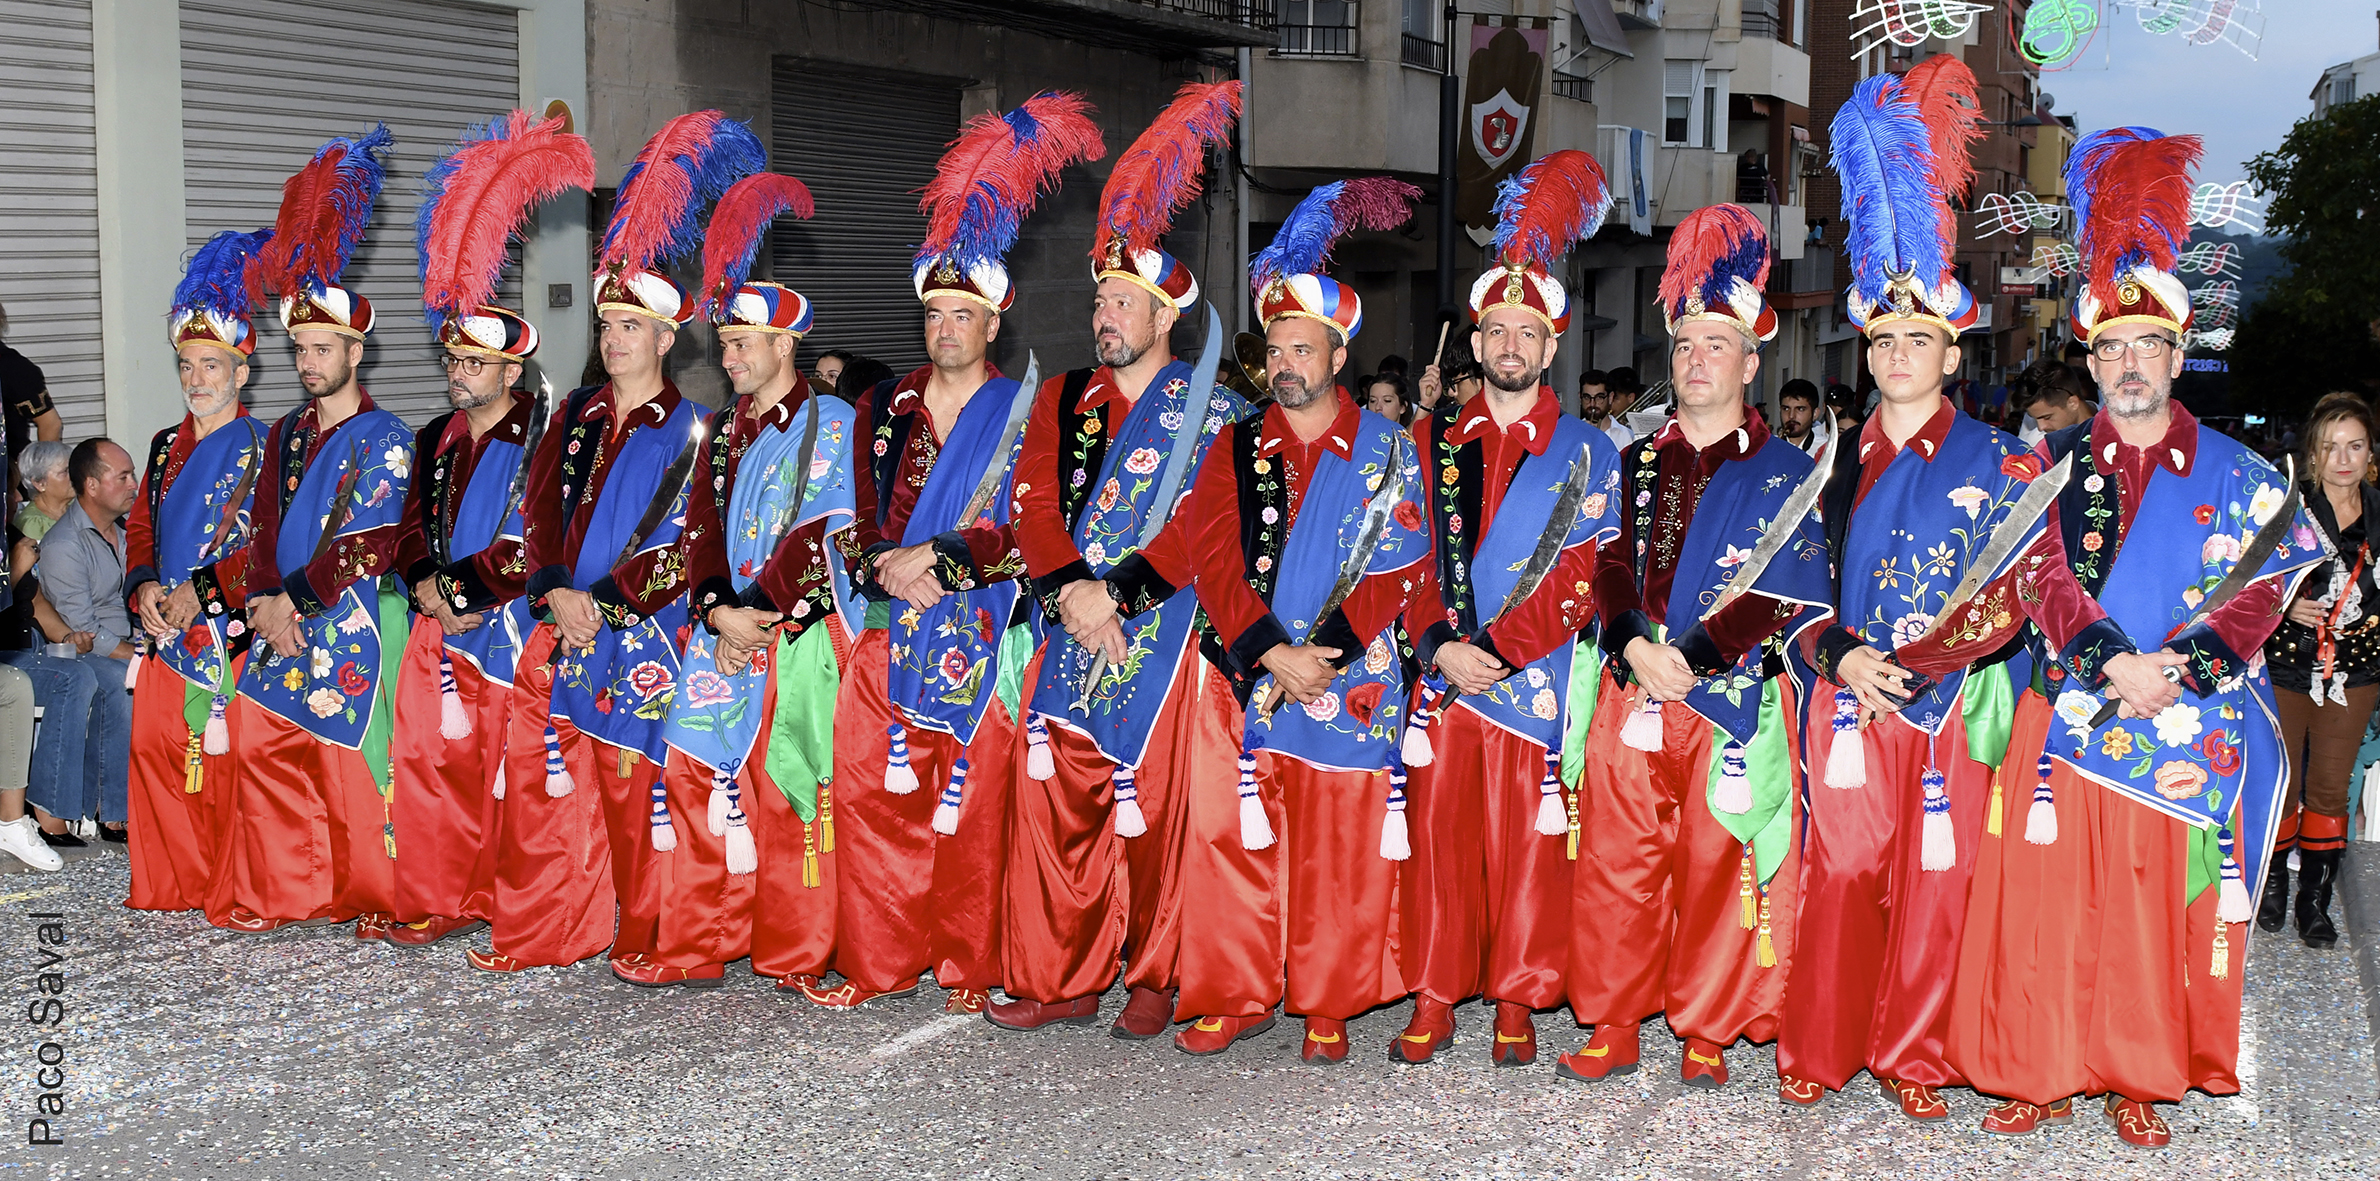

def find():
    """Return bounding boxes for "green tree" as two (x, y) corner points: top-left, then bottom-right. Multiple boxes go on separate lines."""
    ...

(2235, 94), (2380, 416)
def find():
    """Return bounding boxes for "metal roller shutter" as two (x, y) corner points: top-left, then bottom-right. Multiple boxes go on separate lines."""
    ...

(769, 58), (962, 375)
(181, 0), (521, 429)
(0, 0), (102, 441)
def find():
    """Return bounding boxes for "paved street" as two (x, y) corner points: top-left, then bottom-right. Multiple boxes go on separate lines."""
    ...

(3, 848), (2375, 1180)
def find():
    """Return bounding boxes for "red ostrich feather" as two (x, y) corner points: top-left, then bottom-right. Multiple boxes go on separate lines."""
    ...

(698, 173), (816, 317)
(420, 112), (596, 325)
(1091, 80), (1241, 261)
(917, 91), (1106, 266)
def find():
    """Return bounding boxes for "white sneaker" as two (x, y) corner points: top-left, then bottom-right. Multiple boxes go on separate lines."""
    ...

(0, 816), (63, 872)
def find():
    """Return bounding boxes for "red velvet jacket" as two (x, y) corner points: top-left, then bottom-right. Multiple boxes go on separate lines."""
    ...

(519, 380), (693, 623)
(683, 387), (835, 635)
(250, 392), (402, 617)
(394, 397), (531, 615)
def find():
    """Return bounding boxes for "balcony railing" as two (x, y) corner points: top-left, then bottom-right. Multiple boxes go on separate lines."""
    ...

(1401, 31), (1446, 70)
(1554, 74), (1592, 103)
(1137, 0), (1275, 24)
(1277, 21), (1358, 55)
(1741, 0), (1780, 40)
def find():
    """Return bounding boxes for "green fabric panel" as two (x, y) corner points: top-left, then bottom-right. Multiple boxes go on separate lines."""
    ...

(864, 600), (890, 631)
(1560, 638), (1603, 790)
(361, 580), (407, 795)
(1961, 665), (2015, 768)
(994, 623), (1032, 720)
(1704, 677), (1792, 883)
(2186, 820), (2219, 907)
(763, 625), (840, 822)
(183, 678), (211, 737)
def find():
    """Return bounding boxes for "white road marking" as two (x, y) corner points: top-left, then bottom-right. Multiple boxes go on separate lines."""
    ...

(869, 1014), (974, 1058)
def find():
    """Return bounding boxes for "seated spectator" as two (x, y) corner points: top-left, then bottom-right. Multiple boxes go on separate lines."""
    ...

(15, 440), (71, 540)
(33, 437), (138, 842)
(0, 657), (48, 871)
(0, 524), (98, 850)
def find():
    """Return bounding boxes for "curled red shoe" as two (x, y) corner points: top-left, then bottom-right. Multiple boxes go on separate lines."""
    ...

(1778, 1074), (1825, 1106)
(1110, 987), (1174, 1040)
(386, 915), (488, 947)
(984, 994), (1101, 1031)
(354, 914), (395, 942)
(1554, 1022), (1640, 1082)
(1979, 1097), (2074, 1136)
(1300, 1017), (1350, 1064)
(466, 948), (533, 973)
(1174, 1012), (1275, 1056)
(945, 988), (990, 1015)
(773, 973), (824, 994)
(1884, 1078), (1950, 1121)
(611, 959), (727, 989)
(1680, 1037), (1729, 1089)
(2104, 1095), (2170, 1147)
(795, 977), (920, 1009)
(1490, 1001), (1536, 1067)
(1390, 996), (1456, 1065)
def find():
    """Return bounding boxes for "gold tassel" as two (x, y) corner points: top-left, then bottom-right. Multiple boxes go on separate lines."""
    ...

(618, 746), (637, 778)
(1986, 778), (2004, 837)
(1756, 889), (1777, 969)
(2210, 919), (2230, 980)
(183, 732), (204, 795)
(802, 817), (821, 890)
(1738, 845), (1756, 930)
(1565, 787), (1580, 861)
(819, 781), (835, 853)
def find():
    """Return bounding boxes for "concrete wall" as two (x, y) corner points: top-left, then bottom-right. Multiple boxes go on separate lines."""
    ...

(586, 0), (1234, 405)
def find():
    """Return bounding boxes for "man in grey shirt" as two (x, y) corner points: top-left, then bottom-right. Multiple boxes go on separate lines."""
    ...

(36, 437), (137, 837)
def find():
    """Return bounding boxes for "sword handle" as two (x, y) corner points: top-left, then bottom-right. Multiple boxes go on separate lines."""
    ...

(1256, 681), (1286, 721)
(2088, 664), (2183, 728)
(1072, 653), (1108, 715)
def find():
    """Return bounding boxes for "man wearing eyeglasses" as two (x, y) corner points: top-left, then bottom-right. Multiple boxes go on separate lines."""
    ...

(1949, 128), (2323, 1147)
(384, 311), (539, 950)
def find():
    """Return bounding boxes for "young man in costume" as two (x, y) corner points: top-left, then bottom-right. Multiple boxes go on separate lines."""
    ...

(1125, 178), (1429, 1063)
(1390, 150), (1623, 1067)
(1948, 126), (2321, 1147)
(495, 111), (751, 980)
(1556, 205), (1829, 1089)
(804, 93), (1104, 1014)
(226, 128), (417, 937)
(656, 170), (859, 991)
(124, 229), (273, 917)
(388, 110), (594, 951)
(988, 80), (1247, 1039)
(1775, 57), (2045, 1117)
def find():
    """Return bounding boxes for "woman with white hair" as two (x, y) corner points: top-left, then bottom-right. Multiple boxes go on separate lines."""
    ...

(15, 439), (71, 540)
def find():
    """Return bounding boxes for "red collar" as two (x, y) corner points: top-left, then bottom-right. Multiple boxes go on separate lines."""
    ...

(2088, 400), (2198, 478)
(887, 363), (1006, 416)
(1856, 396), (1957, 466)
(1081, 364), (1175, 412)
(1256, 388), (1362, 460)
(441, 393), (534, 451)
(582, 380), (682, 429)
(743, 388), (801, 433)
(1647, 405), (1769, 461)
(294, 389), (379, 431)
(1449, 386), (1562, 455)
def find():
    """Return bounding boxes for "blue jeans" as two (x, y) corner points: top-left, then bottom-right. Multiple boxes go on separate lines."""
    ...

(1, 649), (97, 821)
(79, 654), (131, 823)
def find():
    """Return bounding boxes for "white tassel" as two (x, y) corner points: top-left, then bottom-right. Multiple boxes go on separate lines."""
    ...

(1380, 765), (1411, 861)
(1713, 740), (1752, 815)
(201, 693), (229, 757)
(721, 768), (757, 876)
(1025, 715), (1056, 781)
(648, 777), (677, 852)
(707, 767), (732, 837)
(931, 758), (968, 836)
(490, 756), (507, 801)
(1919, 768), (1955, 871)
(885, 722), (921, 795)
(542, 723), (575, 797)
(2215, 825), (2252, 924)
(1400, 679), (1442, 767)
(1534, 746), (1570, 835)
(1111, 764), (1148, 838)
(1620, 695), (1663, 752)
(1236, 746), (1275, 850)
(124, 653), (141, 689)
(1823, 690), (1866, 789)
(2023, 753), (2057, 845)
(438, 652), (471, 740)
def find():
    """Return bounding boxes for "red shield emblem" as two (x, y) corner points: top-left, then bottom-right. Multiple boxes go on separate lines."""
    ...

(1468, 89), (1531, 171)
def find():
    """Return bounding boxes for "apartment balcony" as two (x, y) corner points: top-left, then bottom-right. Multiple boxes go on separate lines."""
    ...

(1769, 243), (1837, 308)
(1247, 1), (1438, 173)
(867, 0), (1276, 52)
(1731, 25), (1808, 104)
(1610, 0), (1665, 30)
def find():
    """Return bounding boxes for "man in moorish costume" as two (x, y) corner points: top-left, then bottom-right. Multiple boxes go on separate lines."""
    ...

(655, 171), (858, 991)
(1128, 178), (1429, 1063)
(490, 111), (748, 979)
(987, 80), (1247, 1039)
(1775, 57), (2044, 1118)
(388, 110), (594, 951)
(801, 93), (1103, 1014)
(124, 229), (272, 919)
(1556, 205), (1828, 1089)
(1390, 150), (1622, 1068)
(225, 128), (417, 937)
(1949, 127), (2321, 1147)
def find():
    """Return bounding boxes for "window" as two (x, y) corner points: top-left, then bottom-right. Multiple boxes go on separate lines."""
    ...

(1278, 0), (1358, 56)
(1705, 71), (1728, 152)
(2333, 74), (2357, 108)
(1663, 60), (1702, 146)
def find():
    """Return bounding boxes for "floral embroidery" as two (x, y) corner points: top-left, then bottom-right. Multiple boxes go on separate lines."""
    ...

(2151, 702), (2203, 747)
(306, 687), (344, 718)
(1946, 485), (1989, 519)
(2152, 759), (2208, 800)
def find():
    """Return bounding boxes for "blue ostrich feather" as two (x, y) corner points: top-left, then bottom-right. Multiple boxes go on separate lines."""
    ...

(600, 115), (767, 269)
(1830, 76), (1943, 306)
(1249, 181), (1347, 294)
(175, 229), (274, 319)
